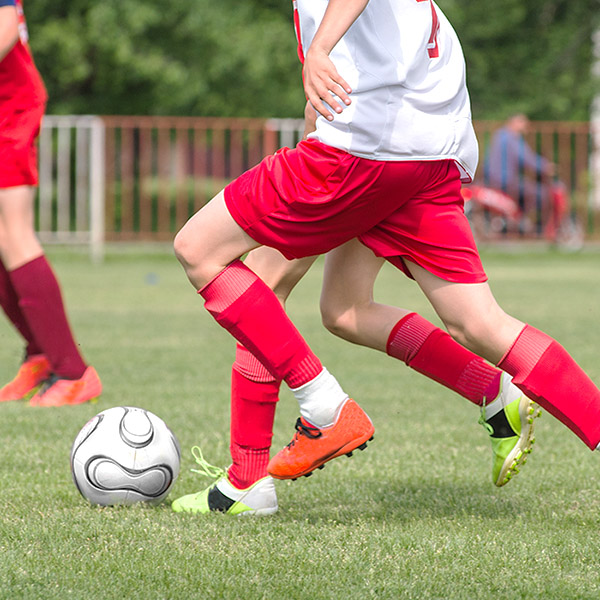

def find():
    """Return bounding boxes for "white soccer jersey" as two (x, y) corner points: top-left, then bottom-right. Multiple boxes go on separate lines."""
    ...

(295, 0), (478, 181)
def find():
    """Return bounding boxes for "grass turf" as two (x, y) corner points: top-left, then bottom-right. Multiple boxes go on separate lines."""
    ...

(0, 245), (600, 599)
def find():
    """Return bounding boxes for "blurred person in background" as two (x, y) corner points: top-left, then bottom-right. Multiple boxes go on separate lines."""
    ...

(484, 113), (572, 243)
(0, 0), (101, 406)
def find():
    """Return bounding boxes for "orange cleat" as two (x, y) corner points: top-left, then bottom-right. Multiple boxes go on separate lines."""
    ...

(0, 355), (51, 402)
(30, 366), (102, 407)
(268, 398), (374, 480)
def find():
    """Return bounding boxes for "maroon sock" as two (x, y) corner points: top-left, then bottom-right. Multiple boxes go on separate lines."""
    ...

(498, 324), (600, 449)
(0, 258), (41, 357)
(387, 313), (502, 406)
(200, 260), (322, 388)
(8, 256), (86, 379)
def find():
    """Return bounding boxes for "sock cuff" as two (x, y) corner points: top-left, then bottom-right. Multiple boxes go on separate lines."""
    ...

(386, 312), (437, 363)
(199, 260), (258, 312)
(456, 360), (501, 405)
(7, 254), (48, 279)
(233, 343), (278, 383)
(285, 355), (323, 389)
(498, 324), (553, 379)
(228, 444), (271, 490)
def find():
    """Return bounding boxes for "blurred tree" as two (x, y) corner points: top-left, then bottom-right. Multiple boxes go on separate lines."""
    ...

(23, 0), (599, 120)
(25, 0), (305, 117)
(441, 0), (600, 120)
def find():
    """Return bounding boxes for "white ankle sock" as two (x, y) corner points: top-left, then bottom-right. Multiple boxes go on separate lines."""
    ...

(291, 367), (349, 428)
(484, 373), (521, 419)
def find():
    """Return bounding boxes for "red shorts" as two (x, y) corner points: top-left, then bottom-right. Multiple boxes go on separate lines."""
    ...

(225, 139), (486, 283)
(0, 102), (45, 188)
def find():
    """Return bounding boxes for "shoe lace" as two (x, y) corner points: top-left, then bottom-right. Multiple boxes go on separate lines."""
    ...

(190, 446), (226, 479)
(478, 397), (494, 435)
(287, 417), (322, 448)
(36, 374), (61, 396)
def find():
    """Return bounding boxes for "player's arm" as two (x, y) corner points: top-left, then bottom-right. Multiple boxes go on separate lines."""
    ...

(303, 0), (370, 120)
(0, 2), (19, 62)
(302, 101), (317, 139)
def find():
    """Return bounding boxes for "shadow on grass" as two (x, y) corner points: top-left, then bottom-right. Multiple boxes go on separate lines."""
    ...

(277, 475), (538, 526)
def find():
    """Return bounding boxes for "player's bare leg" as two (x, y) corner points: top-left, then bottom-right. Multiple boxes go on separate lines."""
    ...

(0, 186), (100, 405)
(318, 239), (539, 485)
(0, 186), (44, 269)
(175, 194), (373, 484)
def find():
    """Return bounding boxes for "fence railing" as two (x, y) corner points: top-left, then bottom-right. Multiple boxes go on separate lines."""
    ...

(37, 115), (105, 261)
(36, 115), (600, 259)
(474, 121), (600, 241)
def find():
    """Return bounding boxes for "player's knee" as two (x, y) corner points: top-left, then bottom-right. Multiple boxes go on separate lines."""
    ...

(173, 227), (209, 280)
(445, 318), (493, 352)
(320, 300), (352, 338)
(173, 228), (194, 269)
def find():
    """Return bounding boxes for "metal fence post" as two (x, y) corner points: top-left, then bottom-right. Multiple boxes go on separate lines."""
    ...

(88, 116), (106, 263)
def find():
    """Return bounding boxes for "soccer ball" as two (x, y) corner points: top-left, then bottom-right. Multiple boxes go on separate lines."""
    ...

(71, 406), (181, 506)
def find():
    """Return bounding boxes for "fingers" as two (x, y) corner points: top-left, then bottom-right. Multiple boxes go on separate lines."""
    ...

(303, 50), (352, 121)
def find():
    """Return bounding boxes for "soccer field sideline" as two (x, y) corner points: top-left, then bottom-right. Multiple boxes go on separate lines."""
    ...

(0, 247), (600, 599)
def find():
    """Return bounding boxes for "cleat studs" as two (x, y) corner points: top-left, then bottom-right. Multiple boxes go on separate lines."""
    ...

(358, 442), (368, 451)
(318, 465), (325, 470)
(304, 472), (312, 478)
(346, 451), (353, 457)
(291, 478), (297, 481)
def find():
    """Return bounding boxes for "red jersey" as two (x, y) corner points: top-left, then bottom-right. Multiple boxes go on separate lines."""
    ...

(0, 0), (47, 107)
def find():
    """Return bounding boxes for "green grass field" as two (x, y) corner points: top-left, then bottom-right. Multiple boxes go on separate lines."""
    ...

(1, 245), (600, 599)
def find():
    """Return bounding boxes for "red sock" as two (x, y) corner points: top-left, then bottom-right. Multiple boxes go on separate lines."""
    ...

(387, 313), (501, 405)
(0, 258), (41, 357)
(228, 344), (280, 488)
(228, 364), (280, 489)
(8, 256), (86, 379)
(498, 324), (600, 449)
(200, 260), (322, 388)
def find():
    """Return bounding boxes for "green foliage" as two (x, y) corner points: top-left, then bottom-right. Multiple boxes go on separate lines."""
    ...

(23, 0), (600, 120)
(1, 247), (600, 598)
(440, 0), (600, 120)
(26, 0), (305, 117)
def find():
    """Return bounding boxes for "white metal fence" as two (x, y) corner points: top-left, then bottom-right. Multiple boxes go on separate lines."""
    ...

(37, 115), (105, 262)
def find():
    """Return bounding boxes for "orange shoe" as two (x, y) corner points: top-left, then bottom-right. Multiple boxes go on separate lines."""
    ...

(0, 355), (51, 402)
(30, 366), (102, 407)
(267, 398), (374, 480)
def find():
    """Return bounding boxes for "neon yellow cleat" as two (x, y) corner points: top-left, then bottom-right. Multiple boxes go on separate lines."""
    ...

(172, 447), (278, 516)
(480, 373), (541, 487)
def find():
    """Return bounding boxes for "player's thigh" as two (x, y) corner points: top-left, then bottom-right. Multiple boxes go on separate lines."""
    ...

(321, 239), (385, 314)
(406, 259), (523, 362)
(245, 246), (317, 302)
(174, 191), (261, 284)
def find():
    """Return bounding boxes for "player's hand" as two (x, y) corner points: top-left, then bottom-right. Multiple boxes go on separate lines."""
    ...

(303, 47), (352, 121)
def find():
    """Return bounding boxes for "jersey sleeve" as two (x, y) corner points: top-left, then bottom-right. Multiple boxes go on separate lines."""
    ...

(0, 1), (17, 6)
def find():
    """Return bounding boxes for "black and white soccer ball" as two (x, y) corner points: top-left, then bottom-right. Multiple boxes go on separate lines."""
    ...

(71, 406), (181, 506)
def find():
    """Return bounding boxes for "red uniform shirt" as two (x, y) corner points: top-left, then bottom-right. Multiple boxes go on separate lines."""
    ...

(0, 0), (47, 108)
